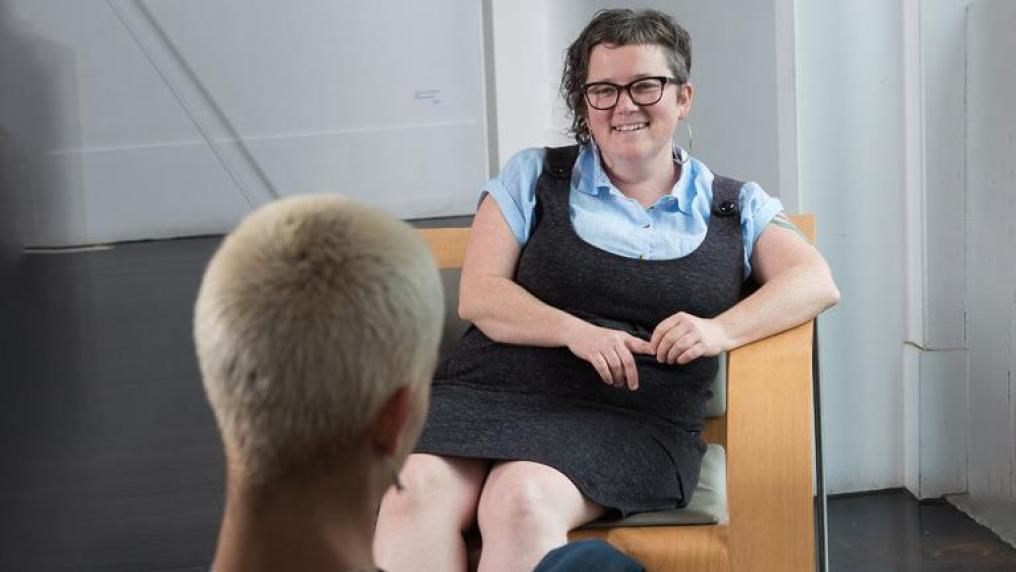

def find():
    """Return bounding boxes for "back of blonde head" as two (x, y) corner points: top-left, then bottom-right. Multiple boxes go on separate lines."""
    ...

(194, 195), (443, 485)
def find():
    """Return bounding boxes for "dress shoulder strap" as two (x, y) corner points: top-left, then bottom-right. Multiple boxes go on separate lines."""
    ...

(543, 145), (581, 179)
(710, 174), (745, 218)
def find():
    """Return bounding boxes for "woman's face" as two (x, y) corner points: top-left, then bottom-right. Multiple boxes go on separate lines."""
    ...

(584, 43), (690, 166)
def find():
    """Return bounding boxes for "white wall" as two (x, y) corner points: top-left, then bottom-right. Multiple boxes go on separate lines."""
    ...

(948, 0), (1016, 545)
(798, 0), (1016, 527)
(489, 0), (561, 160)
(796, 0), (907, 493)
(901, 0), (970, 500)
(6, 0), (489, 247)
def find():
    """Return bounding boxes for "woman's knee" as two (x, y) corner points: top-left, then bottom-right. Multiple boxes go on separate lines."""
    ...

(477, 472), (563, 535)
(477, 462), (605, 537)
(378, 454), (487, 526)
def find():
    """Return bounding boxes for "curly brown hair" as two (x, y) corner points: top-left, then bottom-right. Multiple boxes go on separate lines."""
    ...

(561, 9), (692, 144)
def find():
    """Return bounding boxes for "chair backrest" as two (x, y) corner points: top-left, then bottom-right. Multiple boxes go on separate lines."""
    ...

(435, 267), (471, 358)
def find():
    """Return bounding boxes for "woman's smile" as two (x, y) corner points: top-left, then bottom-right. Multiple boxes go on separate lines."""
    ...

(612, 121), (650, 133)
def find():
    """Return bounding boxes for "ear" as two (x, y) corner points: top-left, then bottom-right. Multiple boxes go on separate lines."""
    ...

(371, 385), (415, 457)
(678, 82), (694, 119)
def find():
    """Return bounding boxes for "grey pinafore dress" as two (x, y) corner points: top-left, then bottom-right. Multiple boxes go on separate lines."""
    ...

(416, 145), (745, 517)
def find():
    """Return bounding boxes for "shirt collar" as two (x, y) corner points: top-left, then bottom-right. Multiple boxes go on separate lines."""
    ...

(578, 140), (693, 213)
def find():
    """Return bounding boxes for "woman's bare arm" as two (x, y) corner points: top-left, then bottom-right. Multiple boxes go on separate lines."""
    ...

(458, 196), (578, 346)
(716, 222), (840, 346)
(459, 196), (652, 389)
(650, 221), (840, 364)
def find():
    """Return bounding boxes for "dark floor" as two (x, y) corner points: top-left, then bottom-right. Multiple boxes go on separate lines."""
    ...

(827, 491), (1016, 571)
(1, 232), (1014, 572)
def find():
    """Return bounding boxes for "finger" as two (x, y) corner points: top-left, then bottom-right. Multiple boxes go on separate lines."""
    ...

(619, 347), (639, 391)
(625, 334), (654, 355)
(656, 326), (686, 363)
(666, 332), (697, 364)
(591, 354), (612, 385)
(649, 317), (671, 350)
(655, 334), (672, 363)
(677, 342), (705, 365)
(605, 349), (624, 387)
(650, 313), (685, 350)
(656, 322), (692, 362)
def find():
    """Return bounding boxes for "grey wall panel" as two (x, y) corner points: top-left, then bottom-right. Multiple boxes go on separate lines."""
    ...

(10, 0), (488, 246)
(242, 122), (486, 219)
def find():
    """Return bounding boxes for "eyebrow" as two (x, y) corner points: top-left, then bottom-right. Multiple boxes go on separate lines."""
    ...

(586, 73), (661, 84)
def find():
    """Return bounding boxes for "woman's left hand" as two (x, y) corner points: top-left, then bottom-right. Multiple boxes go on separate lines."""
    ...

(649, 312), (732, 365)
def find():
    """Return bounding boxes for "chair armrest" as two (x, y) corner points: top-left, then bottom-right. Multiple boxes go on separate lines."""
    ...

(726, 320), (816, 571)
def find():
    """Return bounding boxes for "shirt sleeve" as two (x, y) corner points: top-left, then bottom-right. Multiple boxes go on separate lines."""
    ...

(478, 147), (546, 247)
(739, 181), (784, 279)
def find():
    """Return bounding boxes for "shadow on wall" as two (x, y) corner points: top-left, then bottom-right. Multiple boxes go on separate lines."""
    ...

(0, 4), (38, 391)
(0, 2), (84, 251)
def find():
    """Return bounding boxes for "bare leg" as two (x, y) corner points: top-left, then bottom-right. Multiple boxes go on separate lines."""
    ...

(476, 461), (606, 572)
(374, 453), (491, 572)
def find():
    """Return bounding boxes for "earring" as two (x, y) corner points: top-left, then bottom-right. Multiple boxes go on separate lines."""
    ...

(674, 119), (693, 165)
(386, 456), (405, 492)
(685, 120), (694, 156)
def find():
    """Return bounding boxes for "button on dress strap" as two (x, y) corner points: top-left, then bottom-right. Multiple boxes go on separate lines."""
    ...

(711, 175), (744, 217)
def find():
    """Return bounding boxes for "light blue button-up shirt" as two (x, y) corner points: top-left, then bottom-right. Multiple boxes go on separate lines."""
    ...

(481, 144), (783, 279)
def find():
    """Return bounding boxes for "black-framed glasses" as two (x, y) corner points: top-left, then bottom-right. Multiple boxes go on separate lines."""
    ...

(582, 76), (679, 111)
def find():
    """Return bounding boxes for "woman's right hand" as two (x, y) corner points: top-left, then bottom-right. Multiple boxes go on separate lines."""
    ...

(563, 322), (655, 391)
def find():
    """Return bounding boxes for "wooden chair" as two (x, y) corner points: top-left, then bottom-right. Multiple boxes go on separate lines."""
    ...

(417, 214), (818, 572)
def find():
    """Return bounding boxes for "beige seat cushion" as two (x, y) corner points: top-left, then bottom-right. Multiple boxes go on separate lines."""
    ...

(581, 444), (728, 528)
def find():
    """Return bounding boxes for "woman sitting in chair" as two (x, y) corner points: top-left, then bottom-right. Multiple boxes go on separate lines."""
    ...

(374, 8), (840, 572)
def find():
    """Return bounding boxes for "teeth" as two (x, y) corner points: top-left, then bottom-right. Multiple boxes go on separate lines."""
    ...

(613, 123), (648, 132)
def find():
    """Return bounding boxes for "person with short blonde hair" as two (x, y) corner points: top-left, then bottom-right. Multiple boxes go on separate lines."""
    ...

(195, 194), (443, 572)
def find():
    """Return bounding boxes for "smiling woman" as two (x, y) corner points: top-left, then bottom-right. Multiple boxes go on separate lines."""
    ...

(374, 8), (840, 572)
